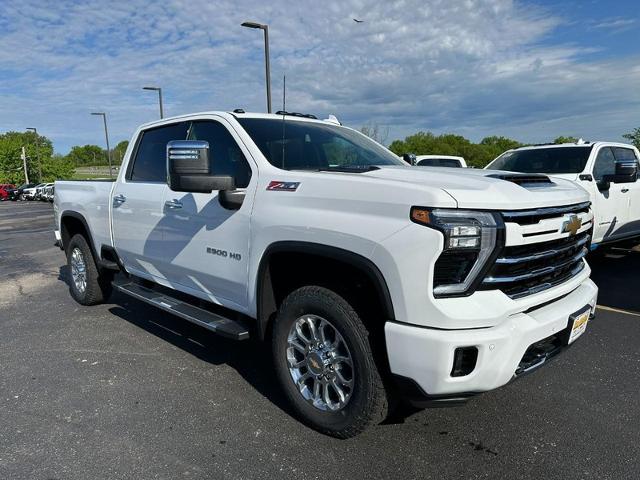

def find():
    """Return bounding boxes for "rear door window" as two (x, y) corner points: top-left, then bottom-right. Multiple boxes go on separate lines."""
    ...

(129, 122), (188, 182)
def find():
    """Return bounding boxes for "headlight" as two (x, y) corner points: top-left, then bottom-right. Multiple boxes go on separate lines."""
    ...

(411, 207), (503, 296)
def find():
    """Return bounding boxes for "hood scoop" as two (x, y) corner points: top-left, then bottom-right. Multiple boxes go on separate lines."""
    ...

(486, 173), (554, 188)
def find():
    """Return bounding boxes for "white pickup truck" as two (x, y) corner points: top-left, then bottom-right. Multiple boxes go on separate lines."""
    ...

(487, 141), (640, 249)
(55, 111), (597, 438)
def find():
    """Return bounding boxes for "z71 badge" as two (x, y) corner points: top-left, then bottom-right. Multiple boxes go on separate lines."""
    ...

(267, 181), (300, 192)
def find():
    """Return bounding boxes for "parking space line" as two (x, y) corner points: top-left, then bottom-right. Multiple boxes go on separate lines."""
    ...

(596, 305), (640, 317)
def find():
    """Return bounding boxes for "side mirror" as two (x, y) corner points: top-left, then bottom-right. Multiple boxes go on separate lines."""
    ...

(612, 161), (638, 183)
(402, 153), (416, 166)
(167, 140), (235, 193)
(597, 179), (610, 191)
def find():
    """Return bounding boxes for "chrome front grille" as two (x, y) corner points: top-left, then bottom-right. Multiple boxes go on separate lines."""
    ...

(480, 203), (591, 299)
(500, 201), (590, 226)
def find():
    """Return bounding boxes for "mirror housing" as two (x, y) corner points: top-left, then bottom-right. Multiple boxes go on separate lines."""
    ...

(402, 153), (416, 166)
(167, 140), (235, 193)
(613, 161), (638, 183)
(600, 161), (638, 188)
(597, 179), (610, 191)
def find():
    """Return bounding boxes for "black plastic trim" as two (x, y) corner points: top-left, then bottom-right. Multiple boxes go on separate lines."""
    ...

(255, 241), (395, 340)
(392, 375), (478, 408)
(60, 212), (98, 260)
(100, 245), (124, 271)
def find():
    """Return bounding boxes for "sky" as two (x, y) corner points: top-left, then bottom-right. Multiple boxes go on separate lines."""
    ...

(0, 0), (639, 154)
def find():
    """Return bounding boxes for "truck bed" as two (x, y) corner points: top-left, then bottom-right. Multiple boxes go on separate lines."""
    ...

(54, 180), (115, 254)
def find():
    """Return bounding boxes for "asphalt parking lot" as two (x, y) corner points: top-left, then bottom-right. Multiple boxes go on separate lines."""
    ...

(1, 201), (639, 480)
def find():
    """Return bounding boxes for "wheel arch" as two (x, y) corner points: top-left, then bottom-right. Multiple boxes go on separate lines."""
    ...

(60, 211), (99, 262)
(255, 241), (395, 340)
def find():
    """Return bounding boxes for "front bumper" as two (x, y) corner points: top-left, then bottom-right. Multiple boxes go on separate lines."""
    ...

(385, 279), (598, 398)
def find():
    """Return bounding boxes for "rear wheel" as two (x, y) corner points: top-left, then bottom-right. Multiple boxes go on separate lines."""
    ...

(272, 286), (389, 438)
(66, 234), (112, 305)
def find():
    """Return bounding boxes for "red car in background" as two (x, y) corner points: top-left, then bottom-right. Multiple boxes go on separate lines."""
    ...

(0, 184), (16, 201)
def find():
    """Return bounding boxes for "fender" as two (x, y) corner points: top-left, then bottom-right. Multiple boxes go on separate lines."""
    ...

(255, 241), (395, 339)
(60, 211), (114, 271)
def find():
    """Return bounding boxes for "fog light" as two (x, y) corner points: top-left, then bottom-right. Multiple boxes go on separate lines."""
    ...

(451, 347), (478, 377)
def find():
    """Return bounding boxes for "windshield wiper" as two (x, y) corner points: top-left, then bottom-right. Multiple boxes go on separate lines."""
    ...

(318, 165), (381, 173)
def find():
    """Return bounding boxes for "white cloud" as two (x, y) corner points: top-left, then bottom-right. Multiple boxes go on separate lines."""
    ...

(593, 18), (636, 30)
(0, 0), (639, 153)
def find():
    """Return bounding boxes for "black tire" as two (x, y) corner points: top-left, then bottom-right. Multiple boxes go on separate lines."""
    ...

(66, 234), (112, 305)
(272, 286), (389, 438)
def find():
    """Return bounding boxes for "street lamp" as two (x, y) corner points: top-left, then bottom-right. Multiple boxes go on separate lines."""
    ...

(143, 86), (164, 119)
(26, 127), (42, 182)
(241, 21), (272, 113)
(90, 112), (113, 178)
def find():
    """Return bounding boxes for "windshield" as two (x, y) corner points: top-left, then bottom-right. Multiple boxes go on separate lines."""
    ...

(237, 118), (404, 171)
(488, 147), (592, 174)
(417, 158), (462, 168)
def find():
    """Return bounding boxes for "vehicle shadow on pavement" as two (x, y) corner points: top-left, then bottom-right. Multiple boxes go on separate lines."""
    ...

(589, 246), (640, 314)
(106, 291), (292, 413)
(56, 264), (295, 420)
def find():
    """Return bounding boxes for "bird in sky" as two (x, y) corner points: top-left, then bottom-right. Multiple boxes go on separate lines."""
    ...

(353, 18), (364, 23)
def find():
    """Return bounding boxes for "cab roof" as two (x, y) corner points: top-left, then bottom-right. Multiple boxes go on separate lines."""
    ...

(139, 110), (337, 130)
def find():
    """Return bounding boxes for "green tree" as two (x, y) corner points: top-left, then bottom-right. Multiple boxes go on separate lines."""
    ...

(112, 140), (129, 165)
(42, 153), (75, 181)
(65, 144), (106, 166)
(553, 136), (579, 144)
(622, 127), (640, 149)
(388, 131), (522, 168)
(0, 131), (57, 184)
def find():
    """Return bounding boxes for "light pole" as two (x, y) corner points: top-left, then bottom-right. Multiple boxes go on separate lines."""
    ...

(91, 112), (113, 178)
(143, 86), (164, 119)
(26, 127), (42, 182)
(241, 21), (272, 113)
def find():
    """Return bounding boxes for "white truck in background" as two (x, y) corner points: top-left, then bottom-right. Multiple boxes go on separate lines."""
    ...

(415, 155), (467, 168)
(487, 141), (640, 249)
(55, 111), (597, 438)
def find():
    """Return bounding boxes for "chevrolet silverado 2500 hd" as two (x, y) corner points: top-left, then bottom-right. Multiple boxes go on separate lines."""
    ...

(55, 111), (598, 438)
(487, 141), (640, 249)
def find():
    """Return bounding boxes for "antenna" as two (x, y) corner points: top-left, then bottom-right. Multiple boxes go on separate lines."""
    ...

(281, 75), (286, 168)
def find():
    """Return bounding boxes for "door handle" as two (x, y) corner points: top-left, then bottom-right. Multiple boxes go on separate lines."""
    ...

(621, 188), (629, 193)
(113, 194), (126, 205)
(164, 199), (183, 209)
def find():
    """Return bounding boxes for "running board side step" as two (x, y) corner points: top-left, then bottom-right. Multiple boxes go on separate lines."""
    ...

(112, 279), (250, 341)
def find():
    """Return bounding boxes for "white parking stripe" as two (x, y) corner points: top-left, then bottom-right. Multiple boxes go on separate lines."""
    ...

(596, 305), (640, 317)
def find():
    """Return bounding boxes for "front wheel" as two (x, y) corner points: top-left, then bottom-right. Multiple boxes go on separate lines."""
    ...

(66, 234), (113, 305)
(272, 286), (389, 438)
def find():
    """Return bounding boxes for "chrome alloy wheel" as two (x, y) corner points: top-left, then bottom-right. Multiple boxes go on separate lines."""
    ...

(70, 247), (87, 294)
(286, 314), (355, 411)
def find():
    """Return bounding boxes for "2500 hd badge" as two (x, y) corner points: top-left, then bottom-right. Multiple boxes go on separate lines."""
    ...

(206, 247), (241, 261)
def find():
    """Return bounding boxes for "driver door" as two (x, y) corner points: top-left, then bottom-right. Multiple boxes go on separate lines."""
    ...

(591, 146), (629, 242)
(161, 117), (256, 311)
(612, 146), (640, 238)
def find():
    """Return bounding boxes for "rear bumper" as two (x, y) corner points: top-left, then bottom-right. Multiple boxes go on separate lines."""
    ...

(385, 279), (598, 398)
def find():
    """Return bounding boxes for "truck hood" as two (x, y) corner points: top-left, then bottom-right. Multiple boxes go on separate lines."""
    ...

(546, 173), (580, 182)
(363, 166), (589, 209)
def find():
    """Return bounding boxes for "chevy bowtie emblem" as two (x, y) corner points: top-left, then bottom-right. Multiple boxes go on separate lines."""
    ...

(562, 215), (582, 236)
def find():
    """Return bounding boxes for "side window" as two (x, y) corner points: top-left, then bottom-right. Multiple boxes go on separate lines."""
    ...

(129, 122), (188, 182)
(187, 120), (252, 188)
(612, 147), (638, 162)
(592, 147), (616, 181)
